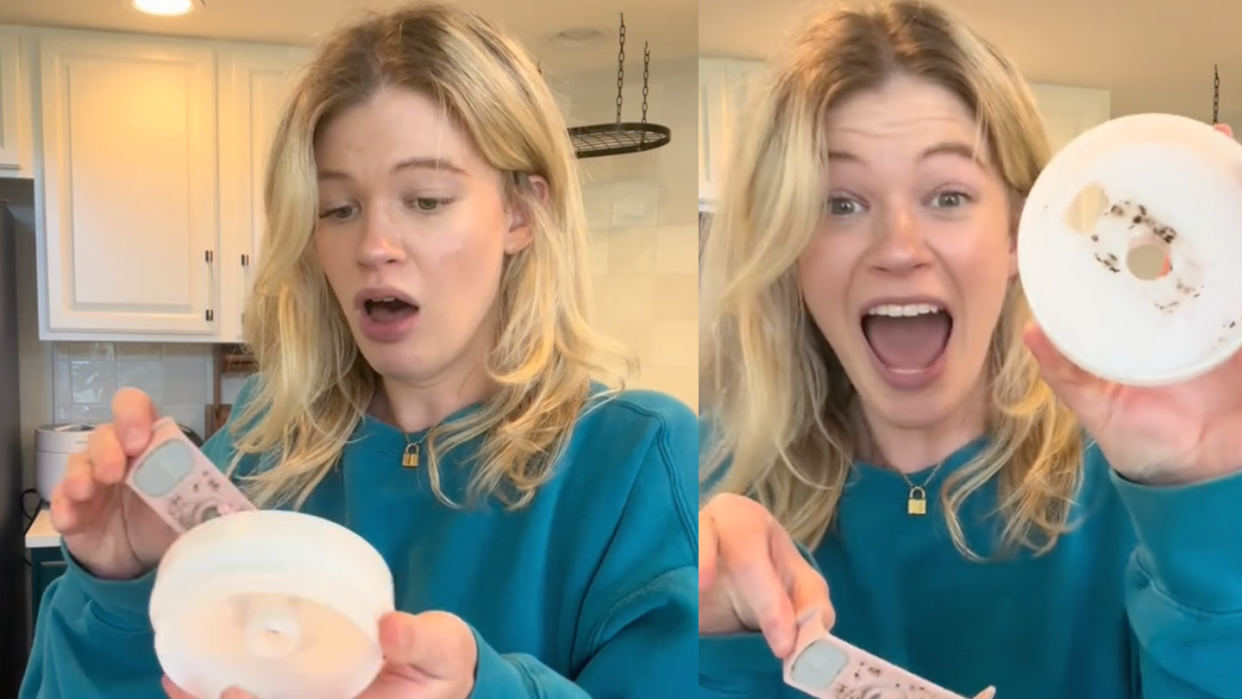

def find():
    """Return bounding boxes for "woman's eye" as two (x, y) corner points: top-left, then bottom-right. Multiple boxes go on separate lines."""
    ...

(318, 204), (356, 220)
(409, 197), (453, 212)
(826, 196), (861, 216)
(932, 191), (969, 208)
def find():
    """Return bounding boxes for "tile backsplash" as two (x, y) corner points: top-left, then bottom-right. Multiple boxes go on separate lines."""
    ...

(51, 342), (243, 439)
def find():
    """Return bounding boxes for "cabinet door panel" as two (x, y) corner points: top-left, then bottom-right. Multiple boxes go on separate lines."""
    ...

(39, 33), (219, 338)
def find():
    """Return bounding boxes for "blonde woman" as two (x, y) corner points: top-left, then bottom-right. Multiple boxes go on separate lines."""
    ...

(21, 5), (697, 699)
(697, 2), (1242, 698)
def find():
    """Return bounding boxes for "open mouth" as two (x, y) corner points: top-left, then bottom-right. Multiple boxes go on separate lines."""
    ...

(362, 296), (419, 323)
(860, 302), (953, 374)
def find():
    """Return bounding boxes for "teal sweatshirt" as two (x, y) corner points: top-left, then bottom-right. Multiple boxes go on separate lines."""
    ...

(21, 380), (699, 699)
(699, 438), (1242, 698)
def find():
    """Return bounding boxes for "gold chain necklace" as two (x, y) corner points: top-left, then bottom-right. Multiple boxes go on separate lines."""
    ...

(895, 462), (944, 516)
(401, 431), (429, 468)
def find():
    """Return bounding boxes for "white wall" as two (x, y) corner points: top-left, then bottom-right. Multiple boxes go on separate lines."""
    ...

(551, 56), (699, 411)
(12, 56), (700, 493)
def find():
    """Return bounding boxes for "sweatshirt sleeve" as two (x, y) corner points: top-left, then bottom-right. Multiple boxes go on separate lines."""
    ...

(19, 390), (251, 699)
(467, 402), (699, 699)
(1111, 467), (1242, 698)
(18, 549), (163, 699)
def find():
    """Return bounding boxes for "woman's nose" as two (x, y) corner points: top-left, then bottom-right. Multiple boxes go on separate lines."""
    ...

(869, 203), (932, 274)
(356, 209), (406, 267)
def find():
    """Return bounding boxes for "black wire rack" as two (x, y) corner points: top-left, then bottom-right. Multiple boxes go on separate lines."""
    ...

(567, 14), (671, 159)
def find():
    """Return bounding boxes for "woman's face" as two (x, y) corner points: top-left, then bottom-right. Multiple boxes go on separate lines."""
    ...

(797, 74), (1017, 435)
(313, 87), (537, 385)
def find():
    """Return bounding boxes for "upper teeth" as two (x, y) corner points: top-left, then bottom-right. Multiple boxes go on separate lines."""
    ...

(373, 297), (395, 302)
(866, 303), (943, 317)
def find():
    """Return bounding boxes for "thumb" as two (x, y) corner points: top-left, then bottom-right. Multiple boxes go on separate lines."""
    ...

(972, 688), (997, 699)
(380, 611), (478, 680)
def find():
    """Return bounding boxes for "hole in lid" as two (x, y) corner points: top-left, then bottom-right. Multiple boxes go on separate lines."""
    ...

(1127, 239), (1173, 281)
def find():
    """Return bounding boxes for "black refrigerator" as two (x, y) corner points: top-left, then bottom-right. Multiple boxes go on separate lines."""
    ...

(0, 202), (26, 697)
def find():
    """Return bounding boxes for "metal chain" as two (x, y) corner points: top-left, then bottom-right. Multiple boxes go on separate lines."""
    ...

(641, 42), (650, 124)
(615, 14), (626, 124)
(1214, 65), (1220, 124)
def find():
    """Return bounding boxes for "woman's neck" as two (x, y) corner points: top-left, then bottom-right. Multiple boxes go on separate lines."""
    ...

(369, 310), (499, 433)
(853, 379), (990, 474)
(372, 367), (494, 433)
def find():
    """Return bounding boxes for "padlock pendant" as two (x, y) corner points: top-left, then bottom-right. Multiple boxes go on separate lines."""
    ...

(907, 486), (927, 516)
(402, 443), (420, 468)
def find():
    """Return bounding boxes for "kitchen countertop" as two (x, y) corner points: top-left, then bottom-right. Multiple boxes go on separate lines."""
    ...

(26, 509), (60, 549)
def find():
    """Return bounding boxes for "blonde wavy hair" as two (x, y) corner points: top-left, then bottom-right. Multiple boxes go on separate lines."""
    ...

(700, 0), (1084, 558)
(226, 2), (629, 511)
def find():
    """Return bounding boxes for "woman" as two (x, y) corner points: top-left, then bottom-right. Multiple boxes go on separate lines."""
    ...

(21, 5), (697, 699)
(697, 2), (1242, 698)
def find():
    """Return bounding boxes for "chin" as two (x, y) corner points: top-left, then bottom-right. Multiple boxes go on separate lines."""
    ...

(359, 344), (433, 380)
(844, 345), (987, 432)
(855, 377), (970, 431)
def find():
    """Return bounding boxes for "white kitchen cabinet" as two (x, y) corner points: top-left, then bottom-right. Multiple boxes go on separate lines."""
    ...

(0, 28), (34, 176)
(697, 58), (1112, 207)
(1030, 84), (1112, 154)
(34, 30), (310, 343)
(37, 31), (221, 340)
(217, 45), (310, 343)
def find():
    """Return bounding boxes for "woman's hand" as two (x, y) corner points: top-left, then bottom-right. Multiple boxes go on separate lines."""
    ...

(52, 387), (178, 580)
(1027, 121), (1242, 485)
(163, 611), (478, 699)
(699, 493), (834, 659)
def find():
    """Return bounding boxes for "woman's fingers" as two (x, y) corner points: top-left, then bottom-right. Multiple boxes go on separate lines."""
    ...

(50, 452), (106, 535)
(710, 495), (798, 656)
(110, 387), (158, 456)
(699, 509), (719, 590)
(85, 423), (128, 485)
(772, 526), (834, 631)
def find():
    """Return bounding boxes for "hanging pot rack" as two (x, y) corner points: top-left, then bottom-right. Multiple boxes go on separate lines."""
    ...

(565, 13), (672, 158)
(1212, 65), (1220, 124)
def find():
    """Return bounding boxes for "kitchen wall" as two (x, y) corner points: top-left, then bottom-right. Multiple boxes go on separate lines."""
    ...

(553, 55), (700, 411)
(10, 55), (700, 493)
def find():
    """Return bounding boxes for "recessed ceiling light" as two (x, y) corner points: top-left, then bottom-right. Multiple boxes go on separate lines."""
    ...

(548, 28), (606, 50)
(130, 0), (203, 16)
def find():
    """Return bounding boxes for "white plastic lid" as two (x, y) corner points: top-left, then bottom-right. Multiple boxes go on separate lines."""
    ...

(150, 510), (395, 699)
(1018, 113), (1242, 386)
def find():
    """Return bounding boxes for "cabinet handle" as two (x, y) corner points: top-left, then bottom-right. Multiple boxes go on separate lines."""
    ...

(204, 249), (215, 323)
(240, 253), (252, 335)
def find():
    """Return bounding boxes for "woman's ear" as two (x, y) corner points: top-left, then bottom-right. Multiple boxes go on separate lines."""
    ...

(504, 174), (548, 254)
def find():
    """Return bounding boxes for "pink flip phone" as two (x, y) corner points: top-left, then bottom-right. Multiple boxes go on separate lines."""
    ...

(783, 612), (969, 699)
(125, 417), (257, 534)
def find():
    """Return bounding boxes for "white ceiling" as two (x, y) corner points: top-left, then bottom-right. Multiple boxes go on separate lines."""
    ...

(0, 0), (1234, 120)
(0, 0), (697, 77)
(701, 0), (1241, 124)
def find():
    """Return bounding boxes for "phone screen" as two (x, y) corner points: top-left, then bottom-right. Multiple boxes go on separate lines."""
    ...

(131, 439), (195, 497)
